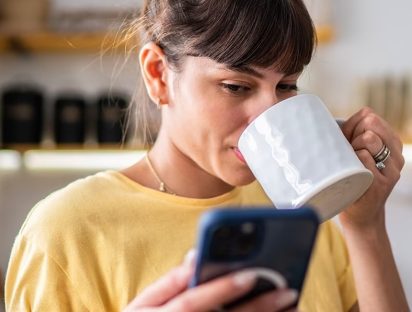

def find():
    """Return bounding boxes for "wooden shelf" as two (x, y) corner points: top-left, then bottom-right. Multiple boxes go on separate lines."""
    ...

(23, 149), (145, 171)
(0, 31), (129, 54)
(0, 26), (333, 54)
(0, 150), (21, 170)
(0, 148), (145, 171)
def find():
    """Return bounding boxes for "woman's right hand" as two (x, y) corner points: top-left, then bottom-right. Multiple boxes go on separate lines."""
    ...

(123, 253), (299, 312)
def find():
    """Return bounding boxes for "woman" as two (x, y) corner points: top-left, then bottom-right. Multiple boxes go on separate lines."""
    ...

(6, 0), (409, 311)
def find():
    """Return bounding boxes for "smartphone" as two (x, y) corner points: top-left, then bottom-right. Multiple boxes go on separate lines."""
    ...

(190, 206), (319, 308)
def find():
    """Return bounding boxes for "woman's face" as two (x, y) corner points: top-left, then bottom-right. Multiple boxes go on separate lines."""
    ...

(163, 56), (300, 187)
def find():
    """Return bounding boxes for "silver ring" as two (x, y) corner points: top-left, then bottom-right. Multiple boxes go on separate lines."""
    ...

(373, 144), (390, 162)
(373, 144), (390, 170)
(376, 161), (386, 170)
(373, 144), (386, 159)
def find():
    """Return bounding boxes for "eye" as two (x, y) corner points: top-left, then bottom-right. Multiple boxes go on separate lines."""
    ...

(277, 83), (299, 92)
(221, 83), (251, 95)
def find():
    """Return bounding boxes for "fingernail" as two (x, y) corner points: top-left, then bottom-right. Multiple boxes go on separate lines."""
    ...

(233, 270), (257, 288)
(183, 249), (196, 267)
(276, 289), (299, 307)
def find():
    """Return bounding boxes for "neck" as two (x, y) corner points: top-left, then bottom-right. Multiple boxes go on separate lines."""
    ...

(147, 131), (234, 199)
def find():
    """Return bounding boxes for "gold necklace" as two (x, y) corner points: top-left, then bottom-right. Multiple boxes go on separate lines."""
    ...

(145, 153), (176, 195)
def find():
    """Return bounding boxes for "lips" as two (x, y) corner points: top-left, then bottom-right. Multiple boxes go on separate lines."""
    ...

(232, 147), (247, 164)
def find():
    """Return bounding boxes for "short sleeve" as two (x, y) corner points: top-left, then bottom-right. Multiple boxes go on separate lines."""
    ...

(5, 235), (88, 312)
(327, 221), (358, 311)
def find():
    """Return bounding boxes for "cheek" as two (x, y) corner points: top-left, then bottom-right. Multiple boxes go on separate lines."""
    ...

(171, 77), (249, 139)
(175, 81), (221, 122)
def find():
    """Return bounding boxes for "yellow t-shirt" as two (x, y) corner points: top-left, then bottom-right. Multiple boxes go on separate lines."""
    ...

(5, 171), (357, 311)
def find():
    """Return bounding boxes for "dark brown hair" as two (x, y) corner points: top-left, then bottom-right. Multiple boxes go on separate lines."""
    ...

(123, 0), (316, 144)
(140, 0), (316, 73)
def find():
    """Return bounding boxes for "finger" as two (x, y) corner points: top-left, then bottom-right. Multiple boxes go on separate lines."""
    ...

(352, 119), (401, 154)
(341, 107), (402, 153)
(340, 107), (373, 141)
(165, 269), (260, 312)
(374, 147), (405, 173)
(232, 289), (298, 312)
(130, 265), (192, 308)
(351, 111), (402, 153)
(342, 108), (404, 171)
(355, 149), (400, 186)
(351, 130), (404, 172)
(351, 130), (383, 157)
(372, 156), (401, 185)
(183, 249), (197, 269)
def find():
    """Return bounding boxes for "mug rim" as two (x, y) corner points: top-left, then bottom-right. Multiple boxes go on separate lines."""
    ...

(289, 167), (373, 215)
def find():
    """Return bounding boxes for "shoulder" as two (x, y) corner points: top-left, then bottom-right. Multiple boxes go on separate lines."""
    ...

(17, 171), (128, 250)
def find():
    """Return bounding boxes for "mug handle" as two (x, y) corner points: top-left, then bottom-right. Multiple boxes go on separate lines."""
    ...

(335, 118), (346, 128)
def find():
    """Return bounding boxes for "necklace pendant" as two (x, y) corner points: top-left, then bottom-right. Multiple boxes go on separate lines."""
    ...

(159, 182), (166, 192)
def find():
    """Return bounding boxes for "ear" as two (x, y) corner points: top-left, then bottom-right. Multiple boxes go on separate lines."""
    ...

(139, 42), (170, 107)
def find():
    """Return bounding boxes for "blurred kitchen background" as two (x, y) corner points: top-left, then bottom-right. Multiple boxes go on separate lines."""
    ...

(0, 0), (412, 309)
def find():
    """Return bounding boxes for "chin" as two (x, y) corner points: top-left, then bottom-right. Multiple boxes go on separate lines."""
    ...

(224, 170), (256, 187)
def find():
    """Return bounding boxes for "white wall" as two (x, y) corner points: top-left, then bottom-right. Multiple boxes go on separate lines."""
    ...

(303, 0), (412, 116)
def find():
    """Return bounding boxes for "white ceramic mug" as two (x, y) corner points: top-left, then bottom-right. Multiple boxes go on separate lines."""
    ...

(238, 94), (374, 221)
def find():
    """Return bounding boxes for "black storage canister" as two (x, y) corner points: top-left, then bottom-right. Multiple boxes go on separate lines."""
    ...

(54, 96), (86, 144)
(97, 94), (128, 144)
(1, 86), (44, 147)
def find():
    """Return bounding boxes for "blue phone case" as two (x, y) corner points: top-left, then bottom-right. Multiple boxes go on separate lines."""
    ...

(190, 206), (319, 308)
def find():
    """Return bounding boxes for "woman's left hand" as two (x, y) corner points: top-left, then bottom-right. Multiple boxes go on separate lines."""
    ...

(339, 107), (405, 230)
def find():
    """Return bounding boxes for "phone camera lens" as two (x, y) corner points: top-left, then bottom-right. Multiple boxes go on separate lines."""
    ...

(210, 222), (259, 261)
(241, 222), (255, 234)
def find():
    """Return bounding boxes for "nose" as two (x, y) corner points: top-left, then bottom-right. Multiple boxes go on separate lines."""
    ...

(246, 93), (282, 124)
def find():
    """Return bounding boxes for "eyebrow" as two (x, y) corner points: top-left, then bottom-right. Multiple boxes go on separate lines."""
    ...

(218, 65), (264, 79)
(216, 64), (301, 79)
